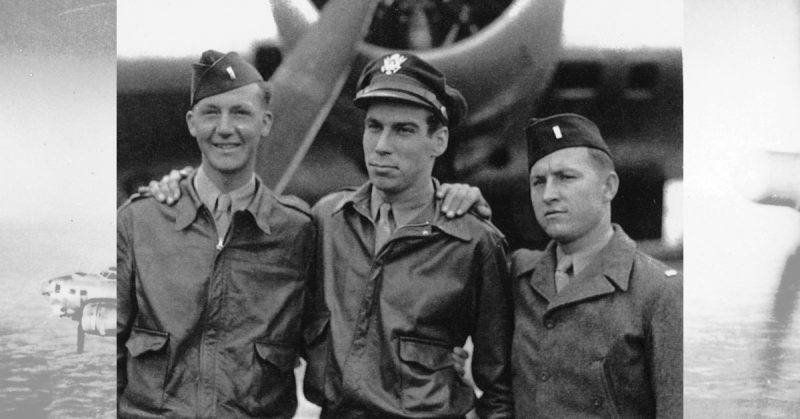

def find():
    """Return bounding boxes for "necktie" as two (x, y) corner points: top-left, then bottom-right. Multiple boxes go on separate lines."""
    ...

(214, 193), (232, 240)
(554, 254), (573, 294)
(374, 202), (395, 252)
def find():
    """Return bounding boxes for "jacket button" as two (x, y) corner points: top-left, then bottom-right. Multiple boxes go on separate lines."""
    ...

(545, 320), (555, 329)
(538, 371), (550, 381)
(591, 398), (603, 408)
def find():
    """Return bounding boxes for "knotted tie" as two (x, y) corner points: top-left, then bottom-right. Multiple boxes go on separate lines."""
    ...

(554, 254), (573, 294)
(214, 193), (232, 239)
(374, 202), (395, 252)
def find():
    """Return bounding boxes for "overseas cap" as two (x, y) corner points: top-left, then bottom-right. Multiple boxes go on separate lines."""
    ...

(354, 52), (468, 128)
(190, 50), (264, 106)
(526, 113), (613, 169)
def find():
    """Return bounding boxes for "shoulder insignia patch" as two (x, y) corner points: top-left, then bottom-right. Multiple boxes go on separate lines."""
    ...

(664, 269), (678, 277)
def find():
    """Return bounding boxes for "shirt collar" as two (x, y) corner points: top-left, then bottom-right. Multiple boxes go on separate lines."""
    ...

(519, 224), (636, 292)
(369, 182), (434, 228)
(175, 170), (274, 234)
(193, 166), (257, 214)
(334, 179), (472, 242)
(556, 226), (613, 278)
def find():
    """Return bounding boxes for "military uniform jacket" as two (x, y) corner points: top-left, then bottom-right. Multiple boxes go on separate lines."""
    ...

(117, 174), (315, 418)
(510, 225), (682, 418)
(303, 181), (514, 418)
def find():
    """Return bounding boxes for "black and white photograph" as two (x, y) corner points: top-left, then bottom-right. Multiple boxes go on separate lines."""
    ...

(1, 0), (799, 417)
(0, 1), (116, 417)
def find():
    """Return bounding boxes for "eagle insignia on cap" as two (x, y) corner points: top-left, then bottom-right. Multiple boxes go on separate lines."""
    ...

(380, 53), (407, 75)
(226, 66), (236, 80)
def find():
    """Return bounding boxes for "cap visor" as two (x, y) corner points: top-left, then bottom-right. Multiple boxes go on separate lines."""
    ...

(353, 89), (432, 111)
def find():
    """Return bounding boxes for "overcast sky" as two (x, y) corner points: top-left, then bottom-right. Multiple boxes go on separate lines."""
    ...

(0, 1), (116, 230)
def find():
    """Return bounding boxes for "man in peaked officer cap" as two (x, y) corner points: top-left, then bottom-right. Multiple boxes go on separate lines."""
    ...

(303, 52), (514, 418)
(352, 52), (468, 128)
(510, 113), (682, 418)
(117, 50), (315, 418)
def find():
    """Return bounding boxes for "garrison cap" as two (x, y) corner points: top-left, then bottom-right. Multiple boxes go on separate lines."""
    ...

(354, 52), (468, 128)
(190, 50), (264, 106)
(526, 113), (613, 169)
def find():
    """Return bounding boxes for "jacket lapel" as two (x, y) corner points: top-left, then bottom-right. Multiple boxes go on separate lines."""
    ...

(527, 243), (558, 303)
(545, 225), (637, 313)
(547, 258), (616, 312)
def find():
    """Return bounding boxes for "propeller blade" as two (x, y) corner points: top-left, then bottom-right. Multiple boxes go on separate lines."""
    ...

(259, 0), (379, 193)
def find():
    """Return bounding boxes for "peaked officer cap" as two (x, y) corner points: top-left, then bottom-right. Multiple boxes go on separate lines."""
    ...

(354, 52), (467, 128)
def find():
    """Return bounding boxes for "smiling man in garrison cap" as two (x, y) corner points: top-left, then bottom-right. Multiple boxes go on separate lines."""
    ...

(117, 50), (315, 418)
(301, 52), (513, 418)
(510, 113), (682, 418)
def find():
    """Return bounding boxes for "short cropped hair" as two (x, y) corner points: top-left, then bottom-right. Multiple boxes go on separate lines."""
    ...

(256, 81), (272, 108)
(426, 113), (445, 137)
(587, 148), (615, 174)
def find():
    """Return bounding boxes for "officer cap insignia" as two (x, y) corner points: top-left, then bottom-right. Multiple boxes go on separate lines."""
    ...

(355, 52), (468, 128)
(553, 125), (563, 139)
(525, 113), (613, 169)
(380, 53), (407, 75)
(190, 50), (263, 106)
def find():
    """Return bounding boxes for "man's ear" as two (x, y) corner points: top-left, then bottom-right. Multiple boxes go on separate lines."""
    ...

(603, 171), (619, 202)
(431, 126), (448, 158)
(185, 110), (197, 137)
(260, 110), (274, 138)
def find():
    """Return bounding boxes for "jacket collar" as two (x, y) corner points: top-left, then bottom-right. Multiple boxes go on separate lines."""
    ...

(333, 179), (472, 242)
(527, 224), (635, 308)
(175, 171), (274, 234)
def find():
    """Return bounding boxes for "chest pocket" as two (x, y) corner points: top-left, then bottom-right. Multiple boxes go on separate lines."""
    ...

(399, 337), (454, 371)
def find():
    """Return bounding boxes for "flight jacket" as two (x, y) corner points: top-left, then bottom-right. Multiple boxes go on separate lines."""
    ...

(303, 181), (514, 418)
(117, 174), (315, 418)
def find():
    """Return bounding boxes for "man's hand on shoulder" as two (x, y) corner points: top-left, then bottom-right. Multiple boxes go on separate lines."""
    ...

(437, 183), (492, 220)
(136, 166), (194, 205)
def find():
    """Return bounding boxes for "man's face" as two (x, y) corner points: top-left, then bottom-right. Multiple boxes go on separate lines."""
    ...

(363, 101), (447, 197)
(529, 147), (616, 245)
(186, 83), (272, 179)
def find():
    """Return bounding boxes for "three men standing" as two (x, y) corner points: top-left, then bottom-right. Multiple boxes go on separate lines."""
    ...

(120, 48), (682, 419)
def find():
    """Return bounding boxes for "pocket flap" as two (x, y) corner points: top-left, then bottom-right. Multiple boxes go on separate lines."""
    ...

(303, 315), (329, 345)
(255, 342), (296, 373)
(125, 327), (168, 357)
(399, 337), (454, 371)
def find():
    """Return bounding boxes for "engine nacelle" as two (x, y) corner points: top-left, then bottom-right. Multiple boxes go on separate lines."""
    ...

(80, 300), (117, 337)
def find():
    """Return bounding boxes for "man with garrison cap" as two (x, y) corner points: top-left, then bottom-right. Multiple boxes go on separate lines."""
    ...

(510, 113), (683, 418)
(302, 52), (513, 418)
(117, 50), (315, 418)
